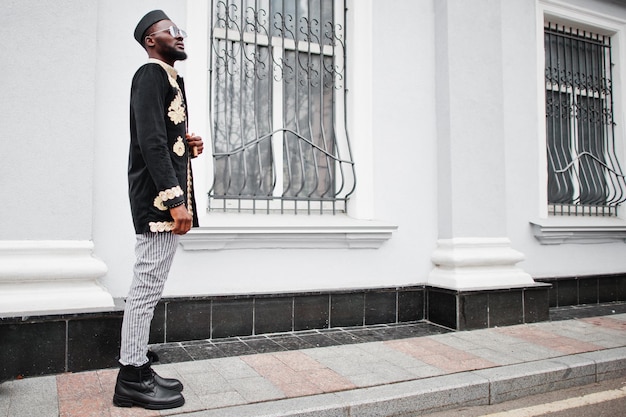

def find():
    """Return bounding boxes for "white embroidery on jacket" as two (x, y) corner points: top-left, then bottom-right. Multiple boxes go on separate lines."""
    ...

(149, 221), (174, 233)
(159, 185), (183, 202)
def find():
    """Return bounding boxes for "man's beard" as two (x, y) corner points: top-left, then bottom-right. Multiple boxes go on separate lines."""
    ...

(164, 44), (187, 62)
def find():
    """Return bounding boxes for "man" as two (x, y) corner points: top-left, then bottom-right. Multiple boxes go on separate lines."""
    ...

(113, 10), (203, 410)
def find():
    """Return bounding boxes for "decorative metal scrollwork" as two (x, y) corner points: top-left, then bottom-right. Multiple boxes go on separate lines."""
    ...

(545, 24), (626, 215)
(209, 0), (354, 214)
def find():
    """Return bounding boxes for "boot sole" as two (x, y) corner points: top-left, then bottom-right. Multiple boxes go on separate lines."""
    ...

(113, 393), (185, 410)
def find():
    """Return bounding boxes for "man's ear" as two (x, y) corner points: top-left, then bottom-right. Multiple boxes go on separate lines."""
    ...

(144, 35), (155, 48)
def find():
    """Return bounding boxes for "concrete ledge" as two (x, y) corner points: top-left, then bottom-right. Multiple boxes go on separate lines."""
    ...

(183, 373), (490, 417)
(581, 347), (626, 381)
(336, 373), (489, 417)
(181, 348), (626, 417)
(472, 355), (597, 403)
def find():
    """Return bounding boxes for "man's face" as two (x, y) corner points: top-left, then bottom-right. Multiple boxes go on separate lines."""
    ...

(145, 19), (187, 62)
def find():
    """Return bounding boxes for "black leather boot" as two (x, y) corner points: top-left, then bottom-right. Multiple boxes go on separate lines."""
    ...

(147, 350), (184, 391)
(113, 362), (185, 410)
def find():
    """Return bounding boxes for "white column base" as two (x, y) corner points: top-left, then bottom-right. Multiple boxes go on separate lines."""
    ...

(0, 241), (115, 317)
(428, 238), (535, 290)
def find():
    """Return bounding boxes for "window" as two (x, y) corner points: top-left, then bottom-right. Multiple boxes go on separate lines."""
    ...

(544, 23), (626, 216)
(208, 0), (355, 214)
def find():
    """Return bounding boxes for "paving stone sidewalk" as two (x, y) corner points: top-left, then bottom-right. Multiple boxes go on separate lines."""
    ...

(1, 309), (625, 417)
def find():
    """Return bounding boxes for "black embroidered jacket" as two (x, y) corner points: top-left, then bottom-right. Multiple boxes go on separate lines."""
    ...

(128, 61), (198, 234)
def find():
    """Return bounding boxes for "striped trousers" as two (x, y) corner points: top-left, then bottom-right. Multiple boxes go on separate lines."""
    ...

(119, 232), (180, 366)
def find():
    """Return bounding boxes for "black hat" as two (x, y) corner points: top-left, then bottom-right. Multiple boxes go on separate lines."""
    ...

(134, 10), (170, 45)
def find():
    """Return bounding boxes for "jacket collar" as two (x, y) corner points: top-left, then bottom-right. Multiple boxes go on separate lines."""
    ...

(147, 58), (179, 79)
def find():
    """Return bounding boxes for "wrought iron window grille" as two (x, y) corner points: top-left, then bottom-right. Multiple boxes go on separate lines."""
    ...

(544, 23), (626, 217)
(208, 0), (355, 215)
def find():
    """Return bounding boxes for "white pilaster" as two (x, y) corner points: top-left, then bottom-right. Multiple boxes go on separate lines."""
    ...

(430, 0), (534, 290)
(429, 238), (535, 290)
(0, 241), (114, 317)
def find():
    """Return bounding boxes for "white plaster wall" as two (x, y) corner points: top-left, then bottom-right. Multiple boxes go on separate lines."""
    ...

(565, 0), (626, 16)
(434, 0), (508, 239)
(369, 0), (439, 285)
(0, 0), (97, 240)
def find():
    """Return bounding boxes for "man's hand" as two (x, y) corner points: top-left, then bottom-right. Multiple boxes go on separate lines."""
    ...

(170, 204), (192, 235)
(186, 133), (204, 158)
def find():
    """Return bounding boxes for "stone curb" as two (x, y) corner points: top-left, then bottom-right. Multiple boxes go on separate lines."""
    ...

(171, 347), (626, 417)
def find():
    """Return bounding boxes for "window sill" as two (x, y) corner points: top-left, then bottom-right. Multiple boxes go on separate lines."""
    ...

(180, 213), (397, 250)
(530, 217), (626, 244)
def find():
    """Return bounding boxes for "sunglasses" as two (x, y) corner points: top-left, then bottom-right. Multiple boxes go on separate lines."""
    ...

(147, 26), (187, 39)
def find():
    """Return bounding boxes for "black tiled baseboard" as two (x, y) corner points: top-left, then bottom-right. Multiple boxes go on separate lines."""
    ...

(2, 275), (625, 382)
(427, 285), (550, 330)
(1, 321), (67, 379)
(294, 295), (329, 331)
(536, 273), (626, 308)
(256, 296), (293, 334)
(155, 287), (426, 343)
(0, 313), (123, 383)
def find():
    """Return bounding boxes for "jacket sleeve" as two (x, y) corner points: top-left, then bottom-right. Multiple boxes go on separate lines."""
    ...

(130, 64), (185, 208)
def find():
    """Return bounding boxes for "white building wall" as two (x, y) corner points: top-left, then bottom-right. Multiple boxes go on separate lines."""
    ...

(1, 0), (625, 316)
(0, 0), (115, 315)
(0, 0), (98, 240)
